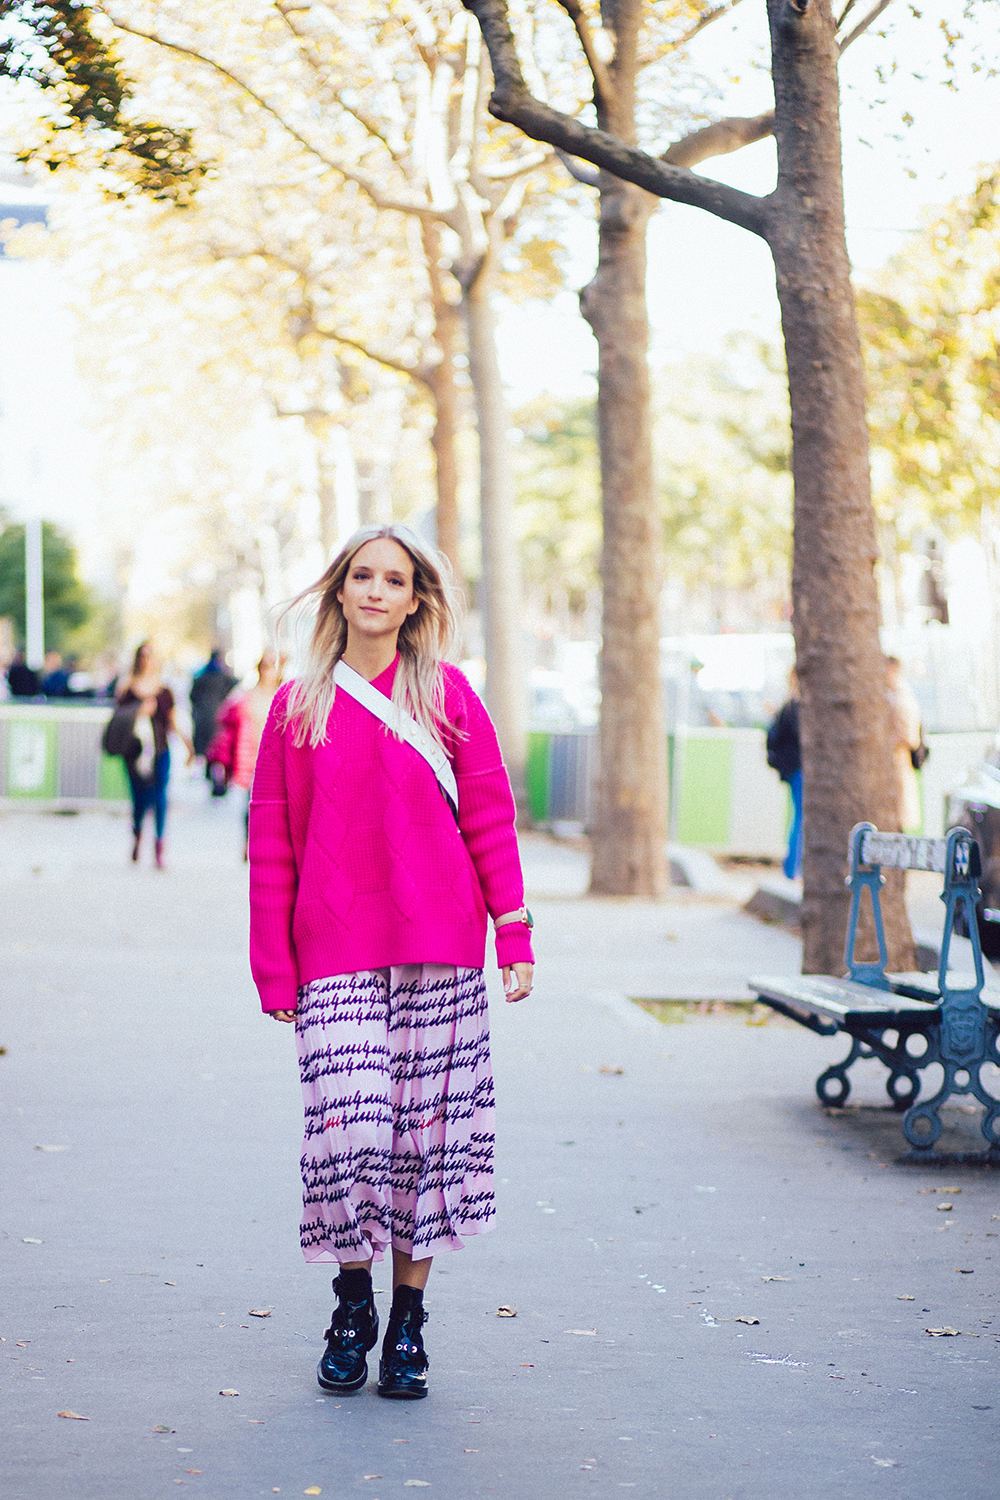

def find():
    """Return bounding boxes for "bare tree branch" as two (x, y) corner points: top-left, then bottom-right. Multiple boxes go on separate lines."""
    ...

(555, 148), (600, 187)
(479, 147), (550, 179)
(661, 110), (775, 169)
(323, 329), (433, 386)
(670, 0), (747, 51)
(835, 0), (860, 26)
(104, 14), (439, 220)
(838, 0), (897, 53)
(462, 0), (772, 239)
(554, 0), (614, 112)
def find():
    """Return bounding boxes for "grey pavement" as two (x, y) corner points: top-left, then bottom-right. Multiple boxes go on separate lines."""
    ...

(2, 787), (999, 1500)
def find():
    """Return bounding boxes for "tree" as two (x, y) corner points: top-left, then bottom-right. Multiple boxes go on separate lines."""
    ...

(0, 0), (203, 200)
(466, 0), (920, 971)
(76, 0), (562, 797)
(857, 170), (1000, 541)
(0, 519), (92, 651)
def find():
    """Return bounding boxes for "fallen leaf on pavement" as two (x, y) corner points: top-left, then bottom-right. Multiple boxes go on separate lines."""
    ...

(926, 1327), (961, 1336)
(871, 1458), (898, 1467)
(520, 1362), (535, 1367)
(599, 1065), (624, 1075)
(941, 1186), (961, 1193)
(219, 1389), (239, 1396)
(464, 1449), (479, 1453)
(897, 1295), (915, 1301)
(57, 1411), (88, 1420)
(760, 1277), (791, 1283)
(403, 1483), (430, 1489)
(363, 1475), (382, 1481)
(164, 1282), (176, 1286)
(152, 1424), (174, 1433)
(35, 1144), (69, 1152)
(733, 1317), (759, 1326)
(304, 1489), (321, 1496)
(249, 1309), (272, 1317)
(22, 1238), (43, 1244)
(185, 1471), (202, 1475)
(496, 1305), (517, 1317)
(565, 1329), (596, 1336)
(936, 1203), (953, 1212)
(956, 1268), (974, 1274)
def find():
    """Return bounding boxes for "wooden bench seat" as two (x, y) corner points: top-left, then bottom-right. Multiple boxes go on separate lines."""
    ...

(751, 974), (940, 1033)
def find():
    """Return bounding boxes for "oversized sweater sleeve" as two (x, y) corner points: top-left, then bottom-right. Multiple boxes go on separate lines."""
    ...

(248, 691), (300, 1012)
(447, 669), (534, 968)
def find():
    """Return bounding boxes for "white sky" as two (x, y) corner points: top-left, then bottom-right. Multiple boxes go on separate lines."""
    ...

(497, 0), (1000, 402)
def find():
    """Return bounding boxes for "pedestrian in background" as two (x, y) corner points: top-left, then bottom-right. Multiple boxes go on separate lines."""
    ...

(116, 641), (194, 868)
(6, 650), (39, 698)
(249, 522), (534, 1402)
(189, 648), (238, 759)
(886, 655), (923, 833)
(205, 649), (283, 857)
(766, 669), (802, 880)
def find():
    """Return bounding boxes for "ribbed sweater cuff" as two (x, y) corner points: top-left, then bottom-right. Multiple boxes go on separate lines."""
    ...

(494, 922), (534, 967)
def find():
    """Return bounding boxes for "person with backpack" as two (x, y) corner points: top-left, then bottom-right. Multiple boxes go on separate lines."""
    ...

(249, 522), (534, 1402)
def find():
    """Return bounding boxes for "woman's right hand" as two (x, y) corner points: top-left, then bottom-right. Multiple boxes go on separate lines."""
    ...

(270, 1009), (296, 1023)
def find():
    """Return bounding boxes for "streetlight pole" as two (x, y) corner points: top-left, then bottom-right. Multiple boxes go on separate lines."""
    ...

(25, 518), (44, 670)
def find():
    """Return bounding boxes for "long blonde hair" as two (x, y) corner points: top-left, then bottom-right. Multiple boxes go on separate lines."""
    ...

(281, 523), (463, 749)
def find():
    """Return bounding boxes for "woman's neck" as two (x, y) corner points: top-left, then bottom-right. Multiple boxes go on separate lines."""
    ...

(340, 632), (399, 683)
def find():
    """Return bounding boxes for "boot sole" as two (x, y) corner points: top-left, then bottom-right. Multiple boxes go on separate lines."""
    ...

(376, 1383), (428, 1400)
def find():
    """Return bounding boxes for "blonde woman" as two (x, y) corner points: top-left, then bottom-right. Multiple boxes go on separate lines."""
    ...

(249, 523), (534, 1401)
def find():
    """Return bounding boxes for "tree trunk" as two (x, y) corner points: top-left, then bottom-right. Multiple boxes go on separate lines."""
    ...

(583, 0), (668, 897)
(767, 0), (913, 972)
(582, 180), (667, 895)
(463, 232), (527, 802)
(421, 220), (463, 579)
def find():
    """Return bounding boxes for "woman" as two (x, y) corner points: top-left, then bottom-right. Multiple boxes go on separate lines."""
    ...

(117, 641), (193, 868)
(206, 650), (283, 858)
(249, 523), (534, 1402)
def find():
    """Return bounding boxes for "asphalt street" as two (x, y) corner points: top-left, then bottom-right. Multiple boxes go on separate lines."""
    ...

(2, 785), (998, 1499)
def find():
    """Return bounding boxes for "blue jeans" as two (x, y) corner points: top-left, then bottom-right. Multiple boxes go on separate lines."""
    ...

(128, 750), (170, 840)
(784, 769), (803, 880)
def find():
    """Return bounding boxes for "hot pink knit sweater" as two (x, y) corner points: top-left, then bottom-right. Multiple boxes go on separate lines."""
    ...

(248, 656), (534, 1012)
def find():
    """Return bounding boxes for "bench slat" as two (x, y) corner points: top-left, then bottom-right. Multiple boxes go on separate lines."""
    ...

(750, 973), (941, 1022)
(859, 831), (947, 873)
(888, 971), (1000, 1015)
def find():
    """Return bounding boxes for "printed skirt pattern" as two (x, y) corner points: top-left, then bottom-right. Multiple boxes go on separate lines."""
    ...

(295, 963), (495, 1264)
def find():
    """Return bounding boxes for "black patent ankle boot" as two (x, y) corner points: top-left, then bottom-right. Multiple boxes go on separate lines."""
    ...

(317, 1272), (378, 1394)
(377, 1285), (429, 1400)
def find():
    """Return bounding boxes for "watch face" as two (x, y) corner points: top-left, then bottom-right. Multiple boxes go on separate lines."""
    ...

(525, 908), (534, 929)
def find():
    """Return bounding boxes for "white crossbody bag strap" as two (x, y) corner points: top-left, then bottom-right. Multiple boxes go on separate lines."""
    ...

(333, 659), (459, 819)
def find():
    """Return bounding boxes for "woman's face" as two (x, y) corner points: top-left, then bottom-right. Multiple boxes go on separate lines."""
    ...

(337, 538), (419, 643)
(136, 645), (158, 676)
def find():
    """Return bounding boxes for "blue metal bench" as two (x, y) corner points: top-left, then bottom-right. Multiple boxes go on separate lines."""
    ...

(750, 823), (1000, 1162)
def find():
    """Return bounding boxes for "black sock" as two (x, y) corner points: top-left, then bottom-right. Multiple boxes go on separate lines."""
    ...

(390, 1284), (424, 1317)
(335, 1266), (372, 1301)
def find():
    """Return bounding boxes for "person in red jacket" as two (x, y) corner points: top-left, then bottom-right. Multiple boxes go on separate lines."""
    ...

(249, 522), (534, 1402)
(206, 650), (283, 857)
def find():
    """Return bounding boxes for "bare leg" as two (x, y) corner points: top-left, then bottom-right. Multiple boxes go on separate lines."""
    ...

(340, 1258), (373, 1274)
(392, 1248), (432, 1290)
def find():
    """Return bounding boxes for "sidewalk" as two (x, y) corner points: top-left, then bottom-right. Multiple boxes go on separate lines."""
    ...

(2, 794), (997, 1499)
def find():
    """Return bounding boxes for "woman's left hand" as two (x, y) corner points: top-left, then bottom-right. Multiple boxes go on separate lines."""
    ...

(270, 1009), (297, 1023)
(502, 963), (533, 1003)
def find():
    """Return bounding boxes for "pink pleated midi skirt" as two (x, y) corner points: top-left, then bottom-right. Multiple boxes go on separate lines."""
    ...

(295, 964), (495, 1264)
